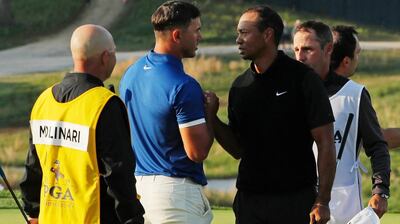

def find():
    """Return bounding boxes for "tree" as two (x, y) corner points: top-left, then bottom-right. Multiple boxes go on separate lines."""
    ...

(0, 0), (14, 27)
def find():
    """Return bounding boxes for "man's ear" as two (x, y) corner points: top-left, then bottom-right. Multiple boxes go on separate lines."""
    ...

(325, 42), (333, 56)
(263, 27), (274, 43)
(171, 28), (181, 43)
(101, 50), (109, 66)
(342, 56), (351, 67)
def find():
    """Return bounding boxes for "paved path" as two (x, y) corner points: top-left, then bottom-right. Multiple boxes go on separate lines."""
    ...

(0, 0), (125, 76)
(1, 0), (400, 77)
(3, 41), (400, 76)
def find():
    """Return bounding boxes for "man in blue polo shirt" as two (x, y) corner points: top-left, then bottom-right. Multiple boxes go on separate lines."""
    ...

(119, 1), (217, 223)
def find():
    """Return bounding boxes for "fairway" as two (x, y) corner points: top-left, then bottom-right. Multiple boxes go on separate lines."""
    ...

(212, 209), (235, 224)
(0, 209), (25, 223)
(1, 208), (398, 224)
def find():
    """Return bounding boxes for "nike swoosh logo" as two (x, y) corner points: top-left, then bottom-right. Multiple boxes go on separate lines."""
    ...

(276, 91), (287, 96)
(143, 65), (152, 70)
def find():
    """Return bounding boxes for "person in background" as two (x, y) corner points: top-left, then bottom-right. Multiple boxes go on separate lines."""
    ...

(20, 24), (144, 224)
(293, 21), (390, 224)
(119, 1), (216, 223)
(331, 25), (400, 150)
(208, 5), (336, 224)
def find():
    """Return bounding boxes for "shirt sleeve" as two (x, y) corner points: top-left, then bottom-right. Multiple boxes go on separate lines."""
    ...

(20, 132), (42, 218)
(96, 96), (145, 224)
(358, 88), (391, 195)
(174, 79), (206, 128)
(302, 71), (335, 129)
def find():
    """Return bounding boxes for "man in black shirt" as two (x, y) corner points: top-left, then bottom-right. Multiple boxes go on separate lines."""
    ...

(293, 21), (390, 223)
(20, 24), (144, 224)
(206, 6), (336, 224)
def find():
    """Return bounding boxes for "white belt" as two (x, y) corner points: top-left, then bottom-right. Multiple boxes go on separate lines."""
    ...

(136, 175), (198, 185)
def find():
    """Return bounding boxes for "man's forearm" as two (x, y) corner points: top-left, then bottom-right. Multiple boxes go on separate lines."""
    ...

(316, 143), (336, 204)
(20, 137), (42, 218)
(382, 128), (400, 149)
(358, 91), (391, 195)
(370, 149), (390, 195)
(204, 113), (216, 151)
(312, 124), (336, 205)
(213, 117), (242, 159)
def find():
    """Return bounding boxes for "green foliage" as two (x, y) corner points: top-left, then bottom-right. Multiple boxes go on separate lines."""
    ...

(0, 50), (400, 212)
(110, 0), (165, 50)
(111, 0), (400, 51)
(0, 128), (29, 166)
(205, 189), (235, 208)
(0, 0), (84, 49)
(111, 0), (248, 50)
(205, 144), (239, 179)
(2, 0), (400, 50)
(357, 50), (400, 76)
(276, 7), (400, 41)
(353, 75), (400, 128)
(0, 72), (64, 128)
(0, 190), (22, 209)
(199, 1), (252, 45)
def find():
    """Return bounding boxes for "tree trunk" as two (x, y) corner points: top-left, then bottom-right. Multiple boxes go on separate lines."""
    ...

(0, 0), (14, 27)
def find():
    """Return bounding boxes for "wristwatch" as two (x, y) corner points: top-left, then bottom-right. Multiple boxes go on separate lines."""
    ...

(377, 193), (390, 199)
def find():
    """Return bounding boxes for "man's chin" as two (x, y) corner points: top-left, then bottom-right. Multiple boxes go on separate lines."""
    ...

(238, 51), (250, 59)
(188, 53), (196, 58)
(182, 49), (197, 58)
(240, 54), (252, 60)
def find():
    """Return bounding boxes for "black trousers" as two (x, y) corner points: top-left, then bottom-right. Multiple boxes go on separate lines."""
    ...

(233, 186), (317, 224)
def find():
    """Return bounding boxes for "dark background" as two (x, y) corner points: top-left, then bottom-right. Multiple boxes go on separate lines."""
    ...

(264, 0), (400, 30)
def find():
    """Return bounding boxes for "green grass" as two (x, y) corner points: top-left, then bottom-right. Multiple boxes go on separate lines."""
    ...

(359, 150), (400, 212)
(357, 50), (400, 76)
(276, 7), (400, 41)
(0, 72), (64, 167)
(0, 208), (398, 224)
(0, 0), (84, 50)
(0, 128), (29, 166)
(1, 50), (400, 211)
(0, 71), (64, 128)
(2, 0), (400, 51)
(382, 213), (400, 224)
(212, 208), (235, 224)
(0, 209), (26, 224)
(111, 0), (253, 50)
(0, 190), (23, 209)
(111, 0), (400, 51)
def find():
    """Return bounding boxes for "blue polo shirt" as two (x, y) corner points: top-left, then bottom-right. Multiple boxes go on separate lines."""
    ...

(119, 50), (207, 185)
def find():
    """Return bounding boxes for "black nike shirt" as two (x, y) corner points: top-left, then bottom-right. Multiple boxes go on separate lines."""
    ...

(228, 51), (334, 193)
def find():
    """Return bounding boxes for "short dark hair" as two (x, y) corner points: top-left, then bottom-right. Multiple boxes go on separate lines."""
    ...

(295, 20), (332, 48)
(331, 25), (358, 70)
(244, 5), (284, 47)
(151, 0), (200, 31)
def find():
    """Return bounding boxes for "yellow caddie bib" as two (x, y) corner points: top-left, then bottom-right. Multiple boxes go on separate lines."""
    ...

(30, 86), (115, 224)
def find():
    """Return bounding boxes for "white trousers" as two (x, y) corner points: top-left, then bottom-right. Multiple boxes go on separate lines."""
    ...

(136, 175), (213, 224)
